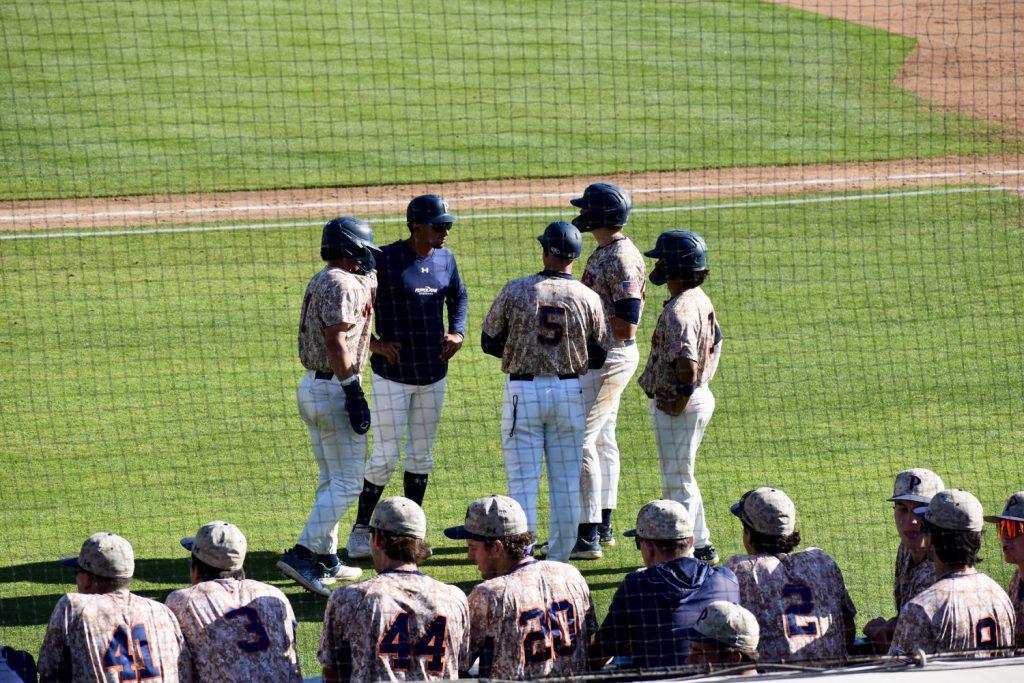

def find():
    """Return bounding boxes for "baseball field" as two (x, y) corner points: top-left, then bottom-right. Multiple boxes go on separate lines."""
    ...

(2, 0), (1022, 675)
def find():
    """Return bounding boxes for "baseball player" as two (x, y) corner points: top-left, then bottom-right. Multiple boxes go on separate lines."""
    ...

(38, 532), (192, 682)
(985, 491), (1024, 647)
(346, 195), (468, 560)
(725, 487), (857, 663)
(480, 221), (609, 562)
(590, 500), (739, 670)
(638, 230), (723, 565)
(863, 468), (944, 652)
(319, 497), (470, 681)
(166, 521), (301, 682)
(444, 495), (597, 679)
(685, 601), (760, 675)
(278, 216), (381, 596)
(890, 489), (1015, 654)
(570, 183), (646, 558)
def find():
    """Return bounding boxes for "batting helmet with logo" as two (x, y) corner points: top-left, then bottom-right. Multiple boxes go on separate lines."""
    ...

(537, 221), (583, 260)
(321, 217), (382, 271)
(407, 194), (458, 226)
(645, 230), (708, 285)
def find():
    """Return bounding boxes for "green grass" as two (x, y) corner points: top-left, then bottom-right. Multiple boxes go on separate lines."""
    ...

(2, 187), (1022, 672)
(1, 0), (1018, 200)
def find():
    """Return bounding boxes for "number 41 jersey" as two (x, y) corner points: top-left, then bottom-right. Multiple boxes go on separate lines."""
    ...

(466, 559), (598, 679)
(725, 548), (856, 663)
(165, 578), (301, 682)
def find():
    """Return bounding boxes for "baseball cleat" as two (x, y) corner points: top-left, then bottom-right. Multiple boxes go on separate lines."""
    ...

(598, 525), (616, 547)
(569, 537), (603, 560)
(534, 542), (548, 558)
(319, 560), (363, 584)
(694, 544), (720, 566)
(345, 523), (371, 560)
(277, 549), (332, 597)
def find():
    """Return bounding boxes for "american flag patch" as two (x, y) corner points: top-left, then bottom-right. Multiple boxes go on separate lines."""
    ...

(668, 340), (685, 355)
(621, 280), (640, 296)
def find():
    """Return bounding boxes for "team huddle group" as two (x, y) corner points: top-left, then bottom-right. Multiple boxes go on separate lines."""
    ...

(25, 186), (1024, 681)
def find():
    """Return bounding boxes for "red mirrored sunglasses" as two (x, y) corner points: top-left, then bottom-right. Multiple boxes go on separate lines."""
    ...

(998, 519), (1024, 540)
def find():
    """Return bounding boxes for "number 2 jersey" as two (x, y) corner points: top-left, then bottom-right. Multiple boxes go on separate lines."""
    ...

(725, 548), (856, 663)
(465, 559), (597, 679)
(318, 569), (470, 681)
(165, 578), (301, 683)
(38, 590), (191, 682)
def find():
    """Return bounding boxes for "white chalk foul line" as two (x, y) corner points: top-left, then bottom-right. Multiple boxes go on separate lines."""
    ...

(2, 167), (1021, 223)
(1, 185), (1020, 241)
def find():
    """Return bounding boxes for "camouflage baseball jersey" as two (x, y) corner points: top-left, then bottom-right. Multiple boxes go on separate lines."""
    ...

(1010, 569), (1023, 647)
(725, 548), (856, 663)
(481, 273), (608, 375)
(638, 287), (717, 406)
(889, 568), (1015, 655)
(318, 569), (470, 681)
(894, 544), (937, 613)
(298, 266), (377, 374)
(38, 590), (192, 682)
(581, 236), (646, 327)
(465, 559), (597, 679)
(165, 578), (301, 683)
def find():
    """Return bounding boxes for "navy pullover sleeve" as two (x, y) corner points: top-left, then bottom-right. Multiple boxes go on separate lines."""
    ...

(446, 260), (468, 337)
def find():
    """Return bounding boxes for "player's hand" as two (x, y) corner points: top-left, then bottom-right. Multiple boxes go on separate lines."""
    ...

(862, 617), (895, 653)
(371, 338), (401, 364)
(655, 392), (687, 416)
(341, 379), (371, 434)
(438, 333), (464, 361)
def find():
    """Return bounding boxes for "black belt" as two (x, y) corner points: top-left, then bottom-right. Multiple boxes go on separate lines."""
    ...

(619, 339), (636, 346)
(314, 371), (334, 380)
(509, 373), (578, 381)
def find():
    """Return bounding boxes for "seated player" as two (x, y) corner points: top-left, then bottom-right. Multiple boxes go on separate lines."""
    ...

(985, 491), (1024, 647)
(686, 601), (760, 676)
(863, 468), (944, 652)
(725, 487), (856, 663)
(38, 532), (191, 682)
(444, 495), (597, 679)
(166, 521), (302, 682)
(1, 646), (36, 683)
(320, 497), (469, 681)
(890, 489), (1015, 654)
(590, 500), (739, 670)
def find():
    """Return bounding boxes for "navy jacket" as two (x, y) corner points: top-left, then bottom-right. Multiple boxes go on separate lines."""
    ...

(370, 240), (468, 385)
(593, 557), (740, 670)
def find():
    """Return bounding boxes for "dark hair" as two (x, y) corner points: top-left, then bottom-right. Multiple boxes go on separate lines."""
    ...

(484, 532), (535, 562)
(372, 529), (432, 564)
(191, 556), (245, 581)
(921, 519), (981, 567)
(708, 642), (759, 664)
(743, 523), (801, 555)
(679, 270), (709, 290)
(648, 538), (692, 555)
(83, 572), (132, 593)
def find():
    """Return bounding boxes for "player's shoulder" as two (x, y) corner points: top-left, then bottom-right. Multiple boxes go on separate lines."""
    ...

(724, 552), (771, 572)
(790, 547), (839, 568)
(539, 559), (590, 586)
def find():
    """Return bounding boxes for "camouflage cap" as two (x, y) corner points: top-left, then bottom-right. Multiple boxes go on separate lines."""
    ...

(984, 491), (1024, 524)
(690, 601), (760, 654)
(915, 488), (985, 532)
(730, 487), (797, 536)
(59, 532), (134, 579)
(887, 468), (944, 504)
(623, 500), (694, 540)
(370, 497), (427, 539)
(444, 495), (528, 541)
(181, 520), (247, 571)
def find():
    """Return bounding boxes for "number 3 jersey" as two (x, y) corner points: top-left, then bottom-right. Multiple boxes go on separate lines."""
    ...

(165, 578), (301, 683)
(318, 569), (470, 681)
(725, 548), (856, 663)
(465, 559), (597, 680)
(38, 590), (191, 682)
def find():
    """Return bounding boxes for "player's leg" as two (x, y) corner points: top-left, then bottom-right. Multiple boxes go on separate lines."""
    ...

(592, 343), (639, 543)
(402, 377), (446, 505)
(545, 377), (587, 562)
(501, 379), (544, 534)
(682, 386), (715, 553)
(578, 366), (606, 545)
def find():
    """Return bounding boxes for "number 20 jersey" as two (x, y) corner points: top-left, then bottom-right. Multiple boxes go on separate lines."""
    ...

(467, 559), (597, 679)
(725, 548), (856, 663)
(165, 578), (301, 683)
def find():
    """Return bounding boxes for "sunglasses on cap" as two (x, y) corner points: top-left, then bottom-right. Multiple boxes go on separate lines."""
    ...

(998, 519), (1024, 540)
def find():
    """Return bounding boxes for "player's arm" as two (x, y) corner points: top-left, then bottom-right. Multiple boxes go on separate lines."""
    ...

(480, 286), (510, 359)
(610, 301), (640, 340)
(587, 297), (611, 369)
(655, 357), (698, 417)
(325, 323), (371, 434)
(440, 260), (469, 360)
(37, 598), (73, 683)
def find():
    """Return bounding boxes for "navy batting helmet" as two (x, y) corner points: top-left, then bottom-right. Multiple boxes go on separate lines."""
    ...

(537, 221), (583, 260)
(645, 230), (708, 285)
(407, 194), (458, 226)
(570, 182), (632, 231)
(321, 217), (382, 271)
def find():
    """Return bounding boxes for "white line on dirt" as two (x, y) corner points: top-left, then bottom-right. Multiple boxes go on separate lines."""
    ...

(1, 185), (1019, 241)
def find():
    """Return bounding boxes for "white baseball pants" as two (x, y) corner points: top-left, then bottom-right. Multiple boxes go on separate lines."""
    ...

(501, 376), (585, 563)
(364, 373), (446, 486)
(579, 343), (639, 524)
(295, 370), (366, 555)
(649, 384), (715, 548)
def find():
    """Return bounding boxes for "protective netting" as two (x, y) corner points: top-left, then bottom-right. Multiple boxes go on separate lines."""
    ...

(1, 1), (1022, 679)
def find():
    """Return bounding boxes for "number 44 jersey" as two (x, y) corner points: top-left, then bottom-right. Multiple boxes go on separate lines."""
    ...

(165, 578), (301, 682)
(466, 559), (598, 679)
(725, 548), (856, 663)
